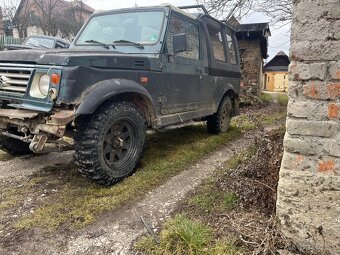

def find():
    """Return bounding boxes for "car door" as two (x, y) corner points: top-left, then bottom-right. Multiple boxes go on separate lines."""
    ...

(159, 13), (204, 115)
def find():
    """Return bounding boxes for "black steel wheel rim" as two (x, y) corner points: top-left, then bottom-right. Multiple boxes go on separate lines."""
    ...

(102, 118), (138, 170)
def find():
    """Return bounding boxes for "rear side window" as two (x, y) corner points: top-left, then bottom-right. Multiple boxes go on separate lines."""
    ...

(207, 24), (225, 62)
(226, 33), (237, 65)
(166, 15), (199, 59)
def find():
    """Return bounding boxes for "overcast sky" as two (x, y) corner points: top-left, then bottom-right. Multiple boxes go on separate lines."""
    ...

(83, 0), (291, 61)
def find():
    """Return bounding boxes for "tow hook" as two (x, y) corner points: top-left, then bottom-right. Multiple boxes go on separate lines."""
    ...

(29, 134), (48, 153)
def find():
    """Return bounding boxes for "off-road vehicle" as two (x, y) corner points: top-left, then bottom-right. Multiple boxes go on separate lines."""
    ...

(0, 5), (241, 185)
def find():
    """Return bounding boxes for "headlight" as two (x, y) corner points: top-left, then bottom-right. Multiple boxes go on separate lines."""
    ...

(38, 74), (50, 96)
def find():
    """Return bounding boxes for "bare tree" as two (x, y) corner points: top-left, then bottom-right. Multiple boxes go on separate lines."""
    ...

(32, 0), (63, 36)
(254, 0), (292, 24)
(197, 0), (256, 21)
(31, 0), (87, 39)
(1, 0), (33, 37)
(197, 0), (292, 24)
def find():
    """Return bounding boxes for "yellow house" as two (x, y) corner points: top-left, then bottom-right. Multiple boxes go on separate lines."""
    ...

(263, 51), (290, 92)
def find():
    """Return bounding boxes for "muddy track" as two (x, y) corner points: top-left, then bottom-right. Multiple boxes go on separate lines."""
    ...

(0, 151), (74, 182)
(1, 133), (255, 255)
(0, 105), (286, 255)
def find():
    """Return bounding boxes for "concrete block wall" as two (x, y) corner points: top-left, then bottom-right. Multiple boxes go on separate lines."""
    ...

(277, 0), (340, 254)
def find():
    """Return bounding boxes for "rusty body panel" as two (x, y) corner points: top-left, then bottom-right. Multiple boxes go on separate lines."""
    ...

(0, 109), (39, 120)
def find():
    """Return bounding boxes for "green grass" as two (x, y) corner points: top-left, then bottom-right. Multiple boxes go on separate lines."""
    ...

(277, 94), (289, 106)
(261, 111), (287, 125)
(135, 215), (242, 255)
(259, 93), (273, 104)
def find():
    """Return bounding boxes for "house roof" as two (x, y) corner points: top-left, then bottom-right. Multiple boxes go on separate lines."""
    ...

(264, 51), (290, 71)
(15, 0), (95, 20)
(236, 22), (271, 39)
(69, 0), (95, 13)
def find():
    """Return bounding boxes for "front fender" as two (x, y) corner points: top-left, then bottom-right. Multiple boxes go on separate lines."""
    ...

(75, 79), (156, 116)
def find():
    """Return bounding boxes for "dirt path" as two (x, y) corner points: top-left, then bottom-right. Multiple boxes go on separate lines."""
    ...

(1, 133), (254, 255)
(65, 136), (253, 255)
(0, 151), (74, 182)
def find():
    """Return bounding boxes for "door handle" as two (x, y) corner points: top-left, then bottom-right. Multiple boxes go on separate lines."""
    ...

(195, 68), (203, 74)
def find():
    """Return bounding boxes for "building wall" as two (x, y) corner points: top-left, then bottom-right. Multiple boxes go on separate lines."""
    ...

(238, 39), (263, 95)
(277, 0), (340, 254)
(264, 71), (289, 92)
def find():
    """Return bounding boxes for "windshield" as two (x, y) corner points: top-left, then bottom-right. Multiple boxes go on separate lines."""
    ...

(76, 11), (165, 47)
(24, 37), (55, 48)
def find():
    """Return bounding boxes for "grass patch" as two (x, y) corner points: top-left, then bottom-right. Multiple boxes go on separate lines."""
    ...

(226, 146), (256, 170)
(0, 150), (13, 161)
(135, 215), (241, 255)
(259, 93), (273, 104)
(277, 93), (289, 106)
(232, 115), (256, 130)
(260, 111), (287, 125)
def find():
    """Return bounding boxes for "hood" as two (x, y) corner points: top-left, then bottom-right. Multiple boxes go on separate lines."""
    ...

(0, 49), (153, 70)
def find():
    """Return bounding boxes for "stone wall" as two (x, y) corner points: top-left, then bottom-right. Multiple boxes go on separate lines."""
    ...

(277, 0), (340, 254)
(238, 39), (263, 95)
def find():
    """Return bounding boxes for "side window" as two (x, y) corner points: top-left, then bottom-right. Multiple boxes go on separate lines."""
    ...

(207, 24), (226, 62)
(226, 33), (237, 65)
(166, 15), (199, 59)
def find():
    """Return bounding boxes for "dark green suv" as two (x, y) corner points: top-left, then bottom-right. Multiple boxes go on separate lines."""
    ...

(0, 5), (240, 185)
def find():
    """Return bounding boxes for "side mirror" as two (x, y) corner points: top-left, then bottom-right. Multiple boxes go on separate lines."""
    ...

(173, 33), (187, 54)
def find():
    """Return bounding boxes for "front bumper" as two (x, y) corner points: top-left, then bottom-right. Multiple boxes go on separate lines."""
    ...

(0, 108), (75, 152)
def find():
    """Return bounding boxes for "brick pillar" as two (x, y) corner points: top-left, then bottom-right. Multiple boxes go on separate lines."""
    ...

(277, 0), (340, 254)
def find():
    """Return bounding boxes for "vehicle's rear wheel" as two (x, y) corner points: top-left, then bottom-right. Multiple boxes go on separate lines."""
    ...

(74, 101), (146, 186)
(207, 96), (232, 134)
(0, 132), (32, 155)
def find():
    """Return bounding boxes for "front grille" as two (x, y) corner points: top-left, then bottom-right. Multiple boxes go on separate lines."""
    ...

(0, 67), (33, 97)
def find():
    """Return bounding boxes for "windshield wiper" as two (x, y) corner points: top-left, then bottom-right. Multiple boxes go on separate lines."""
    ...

(85, 40), (116, 49)
(113, 40), (144, 49)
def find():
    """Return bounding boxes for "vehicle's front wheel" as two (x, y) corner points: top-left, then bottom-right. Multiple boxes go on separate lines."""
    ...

(74, 101), (146, 186)
(0, 132), (32, 155)
(207, 96), (232, 134)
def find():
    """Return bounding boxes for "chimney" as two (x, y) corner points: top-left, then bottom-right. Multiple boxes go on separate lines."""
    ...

(0, 7), (4, 36)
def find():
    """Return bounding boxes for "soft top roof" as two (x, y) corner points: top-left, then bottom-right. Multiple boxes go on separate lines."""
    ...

(92, 4), (235, 32)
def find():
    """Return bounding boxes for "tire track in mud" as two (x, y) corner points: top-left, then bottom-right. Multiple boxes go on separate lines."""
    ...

(0, 151), (74, 182)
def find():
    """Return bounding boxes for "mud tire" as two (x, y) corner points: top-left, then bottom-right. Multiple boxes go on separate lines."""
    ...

(74, 101), (146, 186)
(207, 96), (232, 134)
